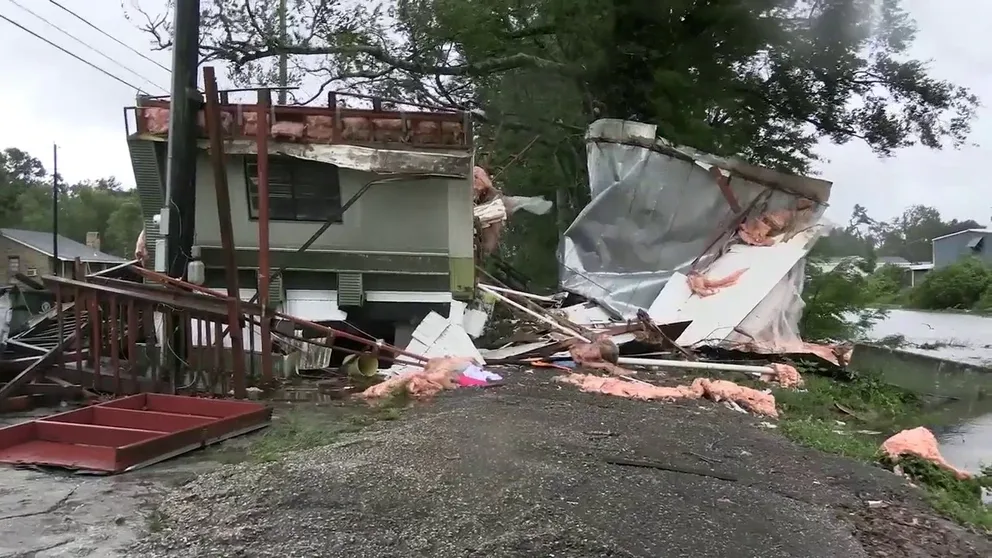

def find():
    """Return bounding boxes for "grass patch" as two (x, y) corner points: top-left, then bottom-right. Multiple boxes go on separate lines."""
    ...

(775, 370), (992, 531)
(777, 417), (878, 461)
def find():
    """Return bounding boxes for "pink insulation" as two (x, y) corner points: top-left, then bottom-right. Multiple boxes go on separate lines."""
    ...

(271, 120), (306, 139)
(738, 199), (814, 246)
(306, 115), (335, 140)
(762, 363), (804, 388)
(473, 166), (495, 202)
(142, 108), (170, 134)
(687, 268), (748, 297)
(341, 117), (373, 141)
(568, 336), (625, 376)
(135, 103), (466, 146)
(556, 374), (779, 418)
(362, 356), (478, 400)
(880, 427), (971, 479)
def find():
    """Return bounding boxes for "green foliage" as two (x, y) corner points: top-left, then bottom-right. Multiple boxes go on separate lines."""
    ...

(776, 372), (992, 530)
(800, 259), (886, 341)
(0, 147), (141, 258)
(974, 285), (992, 312)
(863, 264), (907, 304)
(910, 258), (992, 310)
(817, 204), (982, 264)
(137, 1), (981, 288)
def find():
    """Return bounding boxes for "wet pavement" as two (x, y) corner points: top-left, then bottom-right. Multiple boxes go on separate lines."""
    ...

(0, 408), (230, 558)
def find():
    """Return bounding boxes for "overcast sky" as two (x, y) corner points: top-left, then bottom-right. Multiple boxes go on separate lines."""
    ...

(0, 0), (987, 226)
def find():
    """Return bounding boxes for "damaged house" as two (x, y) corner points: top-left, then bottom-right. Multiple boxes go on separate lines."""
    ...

(125, 94), (476, 347)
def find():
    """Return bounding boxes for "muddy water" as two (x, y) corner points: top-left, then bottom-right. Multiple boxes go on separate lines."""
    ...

(864, 309), (992, 474)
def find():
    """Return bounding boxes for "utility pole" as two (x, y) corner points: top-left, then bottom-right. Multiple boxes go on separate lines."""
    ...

(163, 0), (201, 384)
(52, 144), (58, 271)
(164, 0), (201, 279)
(277, 0), (288, 104)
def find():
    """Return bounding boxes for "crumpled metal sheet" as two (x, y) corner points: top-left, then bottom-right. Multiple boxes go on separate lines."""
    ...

(559, 119), (832, 324)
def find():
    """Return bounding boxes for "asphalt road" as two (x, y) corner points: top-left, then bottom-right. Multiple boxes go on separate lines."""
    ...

(128, 368), (992, 558)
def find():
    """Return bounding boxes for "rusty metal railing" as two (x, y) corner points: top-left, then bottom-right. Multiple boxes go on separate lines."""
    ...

(34, 271), (429, 401)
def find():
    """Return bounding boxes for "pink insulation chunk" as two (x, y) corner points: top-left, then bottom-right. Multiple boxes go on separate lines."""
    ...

(362, 356), (479, 400)
(556, 374), (779, 418)
(271, 120), (306, 139)
(306, 115), (335, 140)
(762, 363), (804, 388)
(134, 229), (147, 266)
(142, 107), (170, 134)
(686, 268), (747, 297)
(880, 427), (971, 479)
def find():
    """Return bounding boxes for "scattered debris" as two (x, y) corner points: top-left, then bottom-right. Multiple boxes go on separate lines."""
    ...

(0, 394), (270, 474)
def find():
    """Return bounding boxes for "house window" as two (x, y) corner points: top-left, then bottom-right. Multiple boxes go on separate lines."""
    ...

(244, 155), (342, 222)
(7, 256), (19, 275)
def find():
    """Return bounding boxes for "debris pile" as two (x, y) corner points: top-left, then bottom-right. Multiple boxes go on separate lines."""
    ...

(472, 165), (552, 256)
(368, 118), (852, 420)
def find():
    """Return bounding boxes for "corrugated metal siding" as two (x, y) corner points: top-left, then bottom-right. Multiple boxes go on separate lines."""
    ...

(933, 231), (992, 269)
(129, 139), (164, 267)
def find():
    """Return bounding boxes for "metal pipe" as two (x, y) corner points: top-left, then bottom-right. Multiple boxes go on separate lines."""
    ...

(616, 357), (771, 377)
(274, 311), (429, 363)
(256, 88), (273, 383)
(477, 283), (557, 303)
(125, 266), (429, 364)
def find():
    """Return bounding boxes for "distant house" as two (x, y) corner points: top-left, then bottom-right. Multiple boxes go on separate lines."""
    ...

(0, 228), (126, 284)
(931, 228), (992, 270)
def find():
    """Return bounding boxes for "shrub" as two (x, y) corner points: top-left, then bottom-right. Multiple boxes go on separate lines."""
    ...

(862, 264), (906, 304)
(801, 259), (886, 341)
(909, 258), (992, 310)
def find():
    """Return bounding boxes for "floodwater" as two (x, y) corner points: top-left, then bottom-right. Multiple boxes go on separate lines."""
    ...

(864, 309), (992, 474)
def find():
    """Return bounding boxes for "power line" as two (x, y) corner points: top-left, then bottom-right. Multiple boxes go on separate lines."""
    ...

(7, 0), (168, 94)
(0, 12), (147, 94)
(46, 0), (172, 73)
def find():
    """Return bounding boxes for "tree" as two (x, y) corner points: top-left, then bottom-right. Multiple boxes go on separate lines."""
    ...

(134, 0), (978, 173)
(0, 148), (48, 228)
(130, 0), (980, 288)
(820, 204), (984, 264)
(0, 147), (143, 259)
(105, 200), (144, 257)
